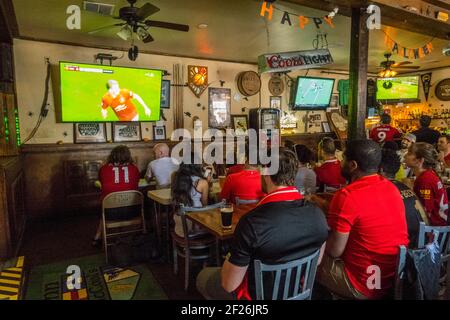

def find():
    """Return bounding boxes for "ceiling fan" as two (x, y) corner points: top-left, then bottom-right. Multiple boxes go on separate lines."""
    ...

(377, 52), (420, 77)
(87, 0), (190, 43)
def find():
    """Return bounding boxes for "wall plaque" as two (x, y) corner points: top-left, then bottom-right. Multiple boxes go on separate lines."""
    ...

(435, 79), (450, 101)
(268, 75), (285, 96)
(237, 71), (261, 96)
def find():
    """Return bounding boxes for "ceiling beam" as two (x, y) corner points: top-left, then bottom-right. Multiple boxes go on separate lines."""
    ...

(422, 0), (450, 11)
(283, 0), (450, 39)
(0, 0), (19, 43)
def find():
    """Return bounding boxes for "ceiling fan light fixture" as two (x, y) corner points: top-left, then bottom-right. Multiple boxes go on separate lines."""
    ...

(136, 26), (151, 41)
(117, 25), (132, 41)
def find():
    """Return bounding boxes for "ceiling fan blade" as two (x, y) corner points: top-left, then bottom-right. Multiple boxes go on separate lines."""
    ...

(392, 61), (413, 67)
(392, 66), (420, 69)
(145, 20), (189, 32)
(136, 3), (160, 20)
(88, 23), (125, 34)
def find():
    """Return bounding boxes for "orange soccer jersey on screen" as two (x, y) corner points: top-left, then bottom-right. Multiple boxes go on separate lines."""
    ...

(102, 89), (138, 121)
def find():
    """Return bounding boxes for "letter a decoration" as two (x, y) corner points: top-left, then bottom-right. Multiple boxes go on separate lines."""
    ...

(188, 66), (208, 98)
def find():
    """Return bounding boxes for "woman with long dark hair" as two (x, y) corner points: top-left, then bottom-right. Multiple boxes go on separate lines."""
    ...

(171, 154), (210, 237)
(405, 142), (448, 226)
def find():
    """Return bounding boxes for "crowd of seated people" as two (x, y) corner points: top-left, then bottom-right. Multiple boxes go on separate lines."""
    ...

(93, 132), (450, 300)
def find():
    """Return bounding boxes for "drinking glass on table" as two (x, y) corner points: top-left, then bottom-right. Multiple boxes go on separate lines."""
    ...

(220, 202), (234, 230)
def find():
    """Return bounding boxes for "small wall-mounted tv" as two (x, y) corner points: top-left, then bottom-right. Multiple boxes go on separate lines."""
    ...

(376, 76), (420, 103)
(58, 61), (163, 122)
(291, 76), (335, 110)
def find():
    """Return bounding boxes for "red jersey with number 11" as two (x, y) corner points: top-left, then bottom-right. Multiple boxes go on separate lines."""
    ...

(99, 163), (140, 200)
(369, 125), (401, 144)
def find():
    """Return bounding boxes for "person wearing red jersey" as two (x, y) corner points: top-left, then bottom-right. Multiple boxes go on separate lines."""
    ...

(196, 149), (328, 300)
(314, 137), (346, 191)
(101, 80), (151, 121)
(369, 113), (402, 144)
(317, 140), (409, 299)
(437, 135), (450, 168)
(92, 145), (141, 246)
(405, 142), (448, 226)
(220, 156), (266, 204)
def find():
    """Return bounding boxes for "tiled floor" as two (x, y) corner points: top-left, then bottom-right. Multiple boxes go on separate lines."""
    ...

(19, 213), (204, 300)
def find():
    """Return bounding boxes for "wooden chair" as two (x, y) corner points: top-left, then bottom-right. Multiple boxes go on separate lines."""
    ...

(102, 191), (146, 263)
(253, 249), (320, 300)
(171, 201), (225, 291)
(418, 222), (450, 299)
(393, 245), (407, 300)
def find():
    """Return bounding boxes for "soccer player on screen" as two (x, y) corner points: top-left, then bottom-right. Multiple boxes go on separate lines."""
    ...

(101, 80), (151, 121)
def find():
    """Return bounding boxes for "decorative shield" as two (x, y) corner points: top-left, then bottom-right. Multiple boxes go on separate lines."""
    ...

(188, 65), (208, 98)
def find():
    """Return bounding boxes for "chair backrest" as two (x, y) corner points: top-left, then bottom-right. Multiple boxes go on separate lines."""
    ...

(418, 222), (450, 261)
(178, 200), (226, 240)
(235, 197), (260, 207)
(394, 245), (407, 300)
(254, 249), (320, 300)
(102, 190), (144, 222)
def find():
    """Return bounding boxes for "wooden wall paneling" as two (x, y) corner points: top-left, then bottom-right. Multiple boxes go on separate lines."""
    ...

(0, 156), (24, 258)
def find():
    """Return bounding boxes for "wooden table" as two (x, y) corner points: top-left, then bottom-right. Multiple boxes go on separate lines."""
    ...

(147, 181), (221, 205)
(186, 203), (257, 241)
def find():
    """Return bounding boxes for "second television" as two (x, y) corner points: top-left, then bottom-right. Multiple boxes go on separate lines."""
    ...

(291, 76), (335, 110)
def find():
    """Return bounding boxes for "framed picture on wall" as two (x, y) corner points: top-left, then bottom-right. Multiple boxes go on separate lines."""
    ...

(208, 87), (231, 128)
(231, 114), (248, 136)
(112, 122), (142, 142)
(73, 123), (107, 143)
(270, 96), (282, 109)
(153, 125), (166, 141)
(161, 80), (171, 109)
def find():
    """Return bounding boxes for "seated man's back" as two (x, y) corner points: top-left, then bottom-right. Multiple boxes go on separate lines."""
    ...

(230, 195), (328, 299)
(327, 175), (409, 298)
(221, 169), (265, 203)
(314, 159), (346, 189)
(147, 156), (179, 187)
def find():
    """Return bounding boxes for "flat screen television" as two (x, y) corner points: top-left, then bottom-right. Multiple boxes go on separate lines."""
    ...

(59, 61), (163, 122)
(291, 76), (335, 110)
(376, 76), (420, 103)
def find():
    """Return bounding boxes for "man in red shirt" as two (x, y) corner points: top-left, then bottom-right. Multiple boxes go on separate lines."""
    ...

(220, 160), (265, 204)
(317, 140), (409, 299)
(314, 137), (346, 191)
(369, 113), (402, 144)
(437, 135), (450, 168)
(93, 145), (141, 246)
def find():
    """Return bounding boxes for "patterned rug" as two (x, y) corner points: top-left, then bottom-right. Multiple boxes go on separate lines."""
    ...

(24, 254), (167, 300)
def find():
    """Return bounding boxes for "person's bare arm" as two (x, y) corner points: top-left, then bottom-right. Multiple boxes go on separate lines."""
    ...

(221, 259), (248, 293)
(325, 231), (349, 258)
(197, 179), (209, 206)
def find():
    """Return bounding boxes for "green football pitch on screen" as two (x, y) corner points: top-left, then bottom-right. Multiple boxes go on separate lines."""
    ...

(376, 76), (419, 101)
(295, 78), (334, 107)
(60, 62), (162, 122)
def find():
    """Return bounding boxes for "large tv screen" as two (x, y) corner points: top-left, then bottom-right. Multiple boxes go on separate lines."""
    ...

(59, 61), (163, 122)
(292, 76), (335, 110)
(376, 76), (420, 103)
